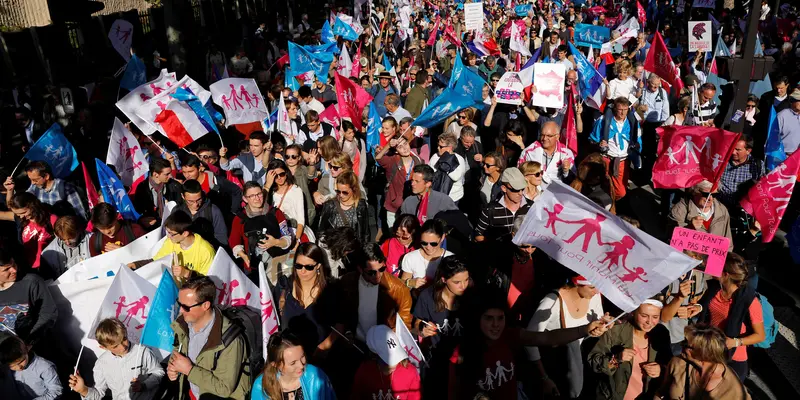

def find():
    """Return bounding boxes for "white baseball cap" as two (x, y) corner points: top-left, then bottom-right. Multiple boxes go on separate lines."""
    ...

(366, 325), (407, 367)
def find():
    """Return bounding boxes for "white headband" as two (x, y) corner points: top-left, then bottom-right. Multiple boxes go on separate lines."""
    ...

(641, 299), (664, 309)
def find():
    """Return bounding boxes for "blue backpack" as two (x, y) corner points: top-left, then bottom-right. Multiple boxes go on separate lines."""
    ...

(752, 293), (778, 349)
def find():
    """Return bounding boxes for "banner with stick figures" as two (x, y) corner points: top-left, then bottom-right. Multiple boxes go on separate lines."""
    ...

(513, 181), (700, 312)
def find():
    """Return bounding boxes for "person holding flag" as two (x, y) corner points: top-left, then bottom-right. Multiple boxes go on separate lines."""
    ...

(351, 324), (422, 400)
(5, 161), (87, 219)
(668, 180), (734, 251)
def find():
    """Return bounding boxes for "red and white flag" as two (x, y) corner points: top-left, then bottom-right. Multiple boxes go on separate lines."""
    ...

(319, 104), (341, 131)
(643, 31), (684, 94)
(207, 249), (261, 312)
(395, 313), (424, 368)
(116, 69), (178, 134)
(88, 260), (161, 344)
(210, 78), (269, 127)
(337, 45), (353, 77)
(427, 16), (440, 46)
(351, 44), (362, 78)
(561, 84), (578, 156)
(652, 126), (739, 190)
(514, 181), (700, 312)
(740, 151), (800, 243)
(133, 75), (213, 147)
(510, 20), (531, 57)
(107, 117), (149, 189)
(335, 72), (373, 132)
(258, 262), (280, 361)
(637, 1), (647, 27)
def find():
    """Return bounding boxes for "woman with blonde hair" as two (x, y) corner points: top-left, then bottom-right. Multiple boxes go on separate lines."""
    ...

(316, 171), (370, 244)
(656, 324), (751, 399)
(605, 58), (640, 101)
(519, 161), (544, 202)
(313, 151), (354, 206)
(251, 331), (336, 400)
(445, 108), (478, 140)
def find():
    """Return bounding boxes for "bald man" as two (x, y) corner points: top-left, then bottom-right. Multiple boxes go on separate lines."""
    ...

(518, 121), (575, 186)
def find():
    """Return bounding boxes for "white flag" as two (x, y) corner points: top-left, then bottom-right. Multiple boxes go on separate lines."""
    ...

(337, 46), (353, 77)
(107, 117), (149, 188)
(88, 260), (163, 344)
(395, 313), (424, 368)
(108, 19), (133, 61)
(276, 92), (295, 143)
(258, 262), (280, 360)
(513, 181), (700, 312)
(55, 230), (165, 284)
(206, 249), (260, 311)
(510, 21), (531, 57)
(116, 69), (178, 134)
(210, 78), (269, 127)
(132, 75), (212, 140)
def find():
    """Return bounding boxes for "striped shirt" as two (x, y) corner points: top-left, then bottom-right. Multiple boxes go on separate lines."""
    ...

(695, 100), (718, 125)
(475, 197), (531, 241)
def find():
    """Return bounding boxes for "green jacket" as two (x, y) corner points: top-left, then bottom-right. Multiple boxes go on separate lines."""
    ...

(587, 322), (671, 400)
(171, 308), (251, 400)
(405, 85), (430, 118)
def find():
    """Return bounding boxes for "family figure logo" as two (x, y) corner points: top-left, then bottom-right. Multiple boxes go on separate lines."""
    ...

(220, 84), (261, 111)
(216, 279), (253, 307)
(478, 361), (515, 391)
(112, 295), (149, 329)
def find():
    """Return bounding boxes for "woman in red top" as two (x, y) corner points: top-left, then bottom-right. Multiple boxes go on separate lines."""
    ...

(380, 214), (419, 277)
(448, 295), (610, 400)
(701, 253), (765, 381)
(0, 193), (55, 270)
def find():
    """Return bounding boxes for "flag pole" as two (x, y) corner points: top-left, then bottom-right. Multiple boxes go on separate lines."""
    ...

(73, 345), (85, 375)
(9, 156), (26, 178)
(604, 312), (626, 328)
(330, 325), (365, 354)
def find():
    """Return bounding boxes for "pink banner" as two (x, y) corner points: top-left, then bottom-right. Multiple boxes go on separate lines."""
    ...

(740, 151), (800, 243)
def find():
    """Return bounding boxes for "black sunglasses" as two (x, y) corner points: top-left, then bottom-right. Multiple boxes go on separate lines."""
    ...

(519, 244), (534, 249)
(294, 262), (318, 271)
(526, 171), (543, 177)
(330, 165), (342, 171)
(505, 185), (523, 193)
(286, 154), (300, 159)
(274, 171), (287, 178)
(482, 162), (495, 168)
(420, 240), (439, 247)
(335, 189), (352, 196)
(364, 265), (387, 277)
(177, 301), (204, 312)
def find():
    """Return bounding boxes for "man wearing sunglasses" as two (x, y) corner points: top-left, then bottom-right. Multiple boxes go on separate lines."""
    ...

(337, 244), (413, 343)
(475, 168), (531, 243)
(168, 277), (251, 400)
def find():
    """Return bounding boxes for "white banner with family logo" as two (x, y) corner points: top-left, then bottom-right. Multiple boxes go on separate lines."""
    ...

(54, 231), (165, 284)
(210, 78), (270, 127)
(513, 181), (700, 312)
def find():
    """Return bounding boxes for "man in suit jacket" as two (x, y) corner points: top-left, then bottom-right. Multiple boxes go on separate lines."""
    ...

(405, 70), (431, 118)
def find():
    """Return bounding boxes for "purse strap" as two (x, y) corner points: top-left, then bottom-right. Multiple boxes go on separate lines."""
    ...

(556, 290), (567, 330)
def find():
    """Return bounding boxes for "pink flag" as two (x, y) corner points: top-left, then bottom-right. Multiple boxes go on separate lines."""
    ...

(427, 16), (440, 46)
(335, 72), (373, 132)
(637, 1), (647, 27)
(740, 151), (800, 243)
(351, 43), (362, 78)
(643, 31), (684, 94)
(81, 162), (100, 210)
(561, 85), (578, 156)
(443, 23), (462, 47)
(652, 126), (739, 190)
(319, 104), (341, 130)
(107, 117), (150, 188)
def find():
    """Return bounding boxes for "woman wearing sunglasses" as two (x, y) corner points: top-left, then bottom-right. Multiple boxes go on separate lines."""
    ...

(400, 219), (453, 290)
(519, 161), (544, 202)
(445, 108), (478, 140)
(380, 214), (420, 277)
(313, 152), (350, 206)
(266, 159), (312, 243)
(316, 171), (370, 245)
(273, 243), (337, 360)
(284, 144), (317, 223)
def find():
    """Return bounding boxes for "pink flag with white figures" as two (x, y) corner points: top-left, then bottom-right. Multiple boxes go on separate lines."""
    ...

(652, 126), (739, 190)
(319, 104), (341, 131)
(88, 261), (160, 344)
(206, 249), (261, 312)
(116, 69), (178, 134)
(740, 151), (800, 243)
(210, 78), (269, 127)
(107, 117), (149, 189)
(513, 181), (700, 312)
(259, 262), (280, 360)
(510, 20), (531, 57)
(108, 19), (133, 61)
(351, 45), (362, 78)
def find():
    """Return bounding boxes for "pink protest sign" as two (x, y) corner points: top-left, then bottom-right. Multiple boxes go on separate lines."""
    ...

(669, 227), (729, 277)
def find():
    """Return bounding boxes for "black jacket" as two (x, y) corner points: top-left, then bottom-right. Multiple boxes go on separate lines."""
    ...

(432, 152), (460, 196)
(132, 178), (183, 224)
(316, 199), (370, 244)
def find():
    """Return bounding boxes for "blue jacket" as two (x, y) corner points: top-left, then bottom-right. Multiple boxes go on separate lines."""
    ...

(250, 364), (336, 400)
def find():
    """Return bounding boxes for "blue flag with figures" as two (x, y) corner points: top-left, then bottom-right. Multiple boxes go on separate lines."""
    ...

(568, 42), (603, 100)
(451, 67), (485, 103)
(333, 17), (359, 41)
(120, 54), (147, 91)
(412, 88), (481, 128)
(448, 55), (465, 89)
(288, 42), (334, 83)
(765, 106), (787, 171)
(284, 67), (300, 91)
(514, 4), (532, 17)
(24, 124), (79, 178)
(95, 158), (141, 221)
(305, 42), (339, 55)
(321, 20), (336, 44)
(366, 102), (381, 155)
(141, 268), (180, 351)
(574, 24), (610, 49)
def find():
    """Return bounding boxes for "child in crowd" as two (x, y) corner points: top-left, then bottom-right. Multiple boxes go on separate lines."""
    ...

(68, 318), (164, 399)
(0, 334), (62, 399)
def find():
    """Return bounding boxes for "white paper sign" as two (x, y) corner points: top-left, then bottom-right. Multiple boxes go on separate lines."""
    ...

(108, 19), (133, 61)
(60, 87), (75, 114)
(210, 78), (269, 127)
(532, 63), (566, 109)
(688, 21), (712, 52)
(464, 3), (484, 32)
(495, 72), (524, 105)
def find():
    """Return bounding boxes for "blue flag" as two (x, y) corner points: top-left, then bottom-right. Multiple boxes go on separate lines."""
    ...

(749, 73), (772, 98)
(569, 42), (603, 100)
(321, 20), (336, 44)
(305, 42), (339, 55)
(284, 67), (300, 91)
(514, 4), (532, 17)
(451, 67), (485, 103)
(95, 158), (141, 221)
(448, 55), (465, 89)
(574, 24), (610, 49)
(412, 88), (482, 128)
(263, 107), (279, 131)
(765, 106), (787, 171)
(366, 102), (381, 155)
(140, 268), (180, 351)
(120, 54), (147, 91)
(25, 124), (79, 178)
(333, 17), (359, 41)
(288, 42), (334, 83)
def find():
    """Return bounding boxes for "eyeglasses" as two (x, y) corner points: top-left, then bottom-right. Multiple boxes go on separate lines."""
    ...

(245, 192), (264, 199)
(458, 115), (468, 120)
(294, 262), (318, 271)
(746, 104), (756, 108)
(274, 171), (287, 178)
(438, 144), (451, 149)
(177, 301), (205, 312)
(364, 265), (387, 277)
(505, 185), (523, 193)
(199, 154), (217, 160)
(335, 189), (352, 196)
(482, 162), (495, 168)
(491, 79), (500, 83)
(330, 165), (342, 171)
(286, 154), (300, 159)
(526, 171), (543, 177)
(420, 240), (439, 247)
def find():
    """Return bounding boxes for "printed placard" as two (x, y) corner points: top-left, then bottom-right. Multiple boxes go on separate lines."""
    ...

(669, 227), (730, 277)
(688, 21), (712, 52)
(495, 72), (524, 105)
(464, 2), (484, 32)
(532, 63), (566, 109)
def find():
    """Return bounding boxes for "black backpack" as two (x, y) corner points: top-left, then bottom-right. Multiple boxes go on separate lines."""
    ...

(214, 306), (264, 394)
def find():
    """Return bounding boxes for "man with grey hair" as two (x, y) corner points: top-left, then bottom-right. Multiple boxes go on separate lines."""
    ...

(668, 180), (734, 251)
(384, 93), (412, 121)
(639, 75), (669, 178)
